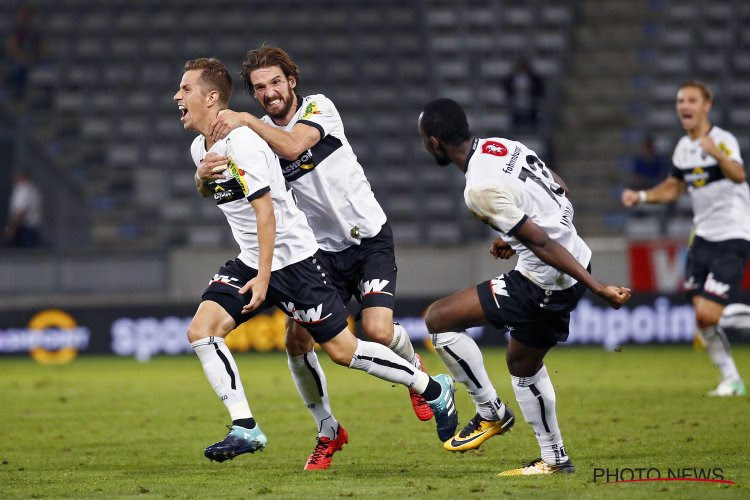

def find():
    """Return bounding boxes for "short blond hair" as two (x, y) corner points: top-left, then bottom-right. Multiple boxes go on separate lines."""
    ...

(678, 80), (712, 102)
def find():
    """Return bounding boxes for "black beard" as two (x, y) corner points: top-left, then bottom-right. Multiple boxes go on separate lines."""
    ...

(264, 95), (294, 121)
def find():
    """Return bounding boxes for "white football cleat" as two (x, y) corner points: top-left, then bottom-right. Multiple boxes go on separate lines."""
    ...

(707, 378), (746, 397)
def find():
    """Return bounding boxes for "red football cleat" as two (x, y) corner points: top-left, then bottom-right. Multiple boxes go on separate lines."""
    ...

(304, 425), (348, 470)
(409, 353), (434, 421)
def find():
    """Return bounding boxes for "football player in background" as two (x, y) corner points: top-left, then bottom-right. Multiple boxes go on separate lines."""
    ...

(418, 98), (631, 476)
(622, 81), (749, 397)
(203, 45), (433, 469)
(176, 57), (457, 467)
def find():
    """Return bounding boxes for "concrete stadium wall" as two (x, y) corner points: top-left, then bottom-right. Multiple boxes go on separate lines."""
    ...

(170, 238), (630, 300)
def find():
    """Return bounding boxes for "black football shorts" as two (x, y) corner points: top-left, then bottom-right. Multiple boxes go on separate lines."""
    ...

(316, 222), (398, 310)
(476, 268), (588, 349)
(684, 235), (750, 305)
(202, 253), (350, 343)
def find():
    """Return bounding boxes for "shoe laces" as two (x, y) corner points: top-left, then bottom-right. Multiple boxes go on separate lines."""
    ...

(308, 437), (332, 463)
(458, 413), (484, 438)
(521, 458), (544, 469)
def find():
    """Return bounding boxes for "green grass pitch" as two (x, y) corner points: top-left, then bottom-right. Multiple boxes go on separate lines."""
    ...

(1, 345), (748, 499)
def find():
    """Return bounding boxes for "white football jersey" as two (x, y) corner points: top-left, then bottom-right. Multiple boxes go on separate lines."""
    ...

(190, 126), (318, 270)
(671, 125), (750, 242)
(463, 138), (592, 290)
(261, 94), (387, 252)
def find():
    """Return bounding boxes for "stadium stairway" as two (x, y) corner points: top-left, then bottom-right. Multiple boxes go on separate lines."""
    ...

(554, 0), (649, 237)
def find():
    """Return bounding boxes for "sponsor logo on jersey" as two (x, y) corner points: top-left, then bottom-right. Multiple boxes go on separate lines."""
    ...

(683, 165), (723, 188)
(301, 101), (322, 120)
(482, 141), (508, 157)
(227, 157), (249, 196)
(209, 178), (248, 204)
(718, 141), (731, 157)
(280, 301), (333, 324)
(279, 135), (343, 182)
(359, 278), (393, 297)
(503, 146), (521, 173)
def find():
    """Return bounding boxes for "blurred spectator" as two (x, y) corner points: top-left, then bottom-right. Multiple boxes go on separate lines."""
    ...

(630, 136), (669, 190)
(4, 170), (42, 247)
(502, 59), (544, 131)
(4, 4), (42, 101)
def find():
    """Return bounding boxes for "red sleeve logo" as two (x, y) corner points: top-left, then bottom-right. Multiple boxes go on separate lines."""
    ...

(482, 141), (508, 157)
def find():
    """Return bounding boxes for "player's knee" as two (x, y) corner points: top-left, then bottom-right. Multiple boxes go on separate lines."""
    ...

(327, 346), (353, 366)
(425, 303), (447, 334)
(361, 317), (392, 345)
(505, 347), (542, 377)
(695, 308), (721, 329)
(285, 323), (315, 356)
(186, 322), (207, 344)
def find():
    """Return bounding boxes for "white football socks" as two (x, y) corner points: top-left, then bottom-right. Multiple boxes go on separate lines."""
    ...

(719, 303), (750, 334)
(700, 325), (741, 382)
(432, 331), (505, 420)
(191, 336), (253, 421)
(288, 349), (339, 440)
(349, 339), (430, 393)
(389, 322), (421, 369)
(511, 365), (568, 466)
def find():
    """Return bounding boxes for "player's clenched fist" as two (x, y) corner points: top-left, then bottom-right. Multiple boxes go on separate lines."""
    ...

(490, 237), (516, 259)
(620, 188), (640, 207)
(596, 285), (632, 309)
(197, 152), (229, 181)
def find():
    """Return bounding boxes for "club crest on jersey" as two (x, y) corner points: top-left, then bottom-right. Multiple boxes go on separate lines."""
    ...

(359, 279), (393, 297)
(302, 101), (321, 120)
(280, 302), (332, 324)
(482, 141), (508, 157)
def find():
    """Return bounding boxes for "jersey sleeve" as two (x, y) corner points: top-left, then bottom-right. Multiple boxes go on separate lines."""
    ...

(190, 136), (204, 168)
(297, 95), (338, 139)
(226, 132), (272, 202)
(466, 185), (528, 235)
(717, 131), (743, 165)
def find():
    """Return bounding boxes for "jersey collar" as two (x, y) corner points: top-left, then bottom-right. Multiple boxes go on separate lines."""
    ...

(463, 138), (479, 172)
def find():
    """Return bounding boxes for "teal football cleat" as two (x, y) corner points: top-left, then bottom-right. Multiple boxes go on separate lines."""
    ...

(426, 374), (458, 442)
(204, 424), (267, 462)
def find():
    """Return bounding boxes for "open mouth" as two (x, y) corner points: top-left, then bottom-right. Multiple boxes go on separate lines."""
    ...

(178, 104), (188, 121)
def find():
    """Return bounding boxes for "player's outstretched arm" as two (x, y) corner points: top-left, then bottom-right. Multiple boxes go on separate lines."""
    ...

(210, 110), (321, 160)
(621, 176), (684, 207)
(514, 218), (631, 309)
(240, 192), (275, 313)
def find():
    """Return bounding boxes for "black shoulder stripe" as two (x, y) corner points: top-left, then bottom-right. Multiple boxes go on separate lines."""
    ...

(246, 185), (270, 202)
